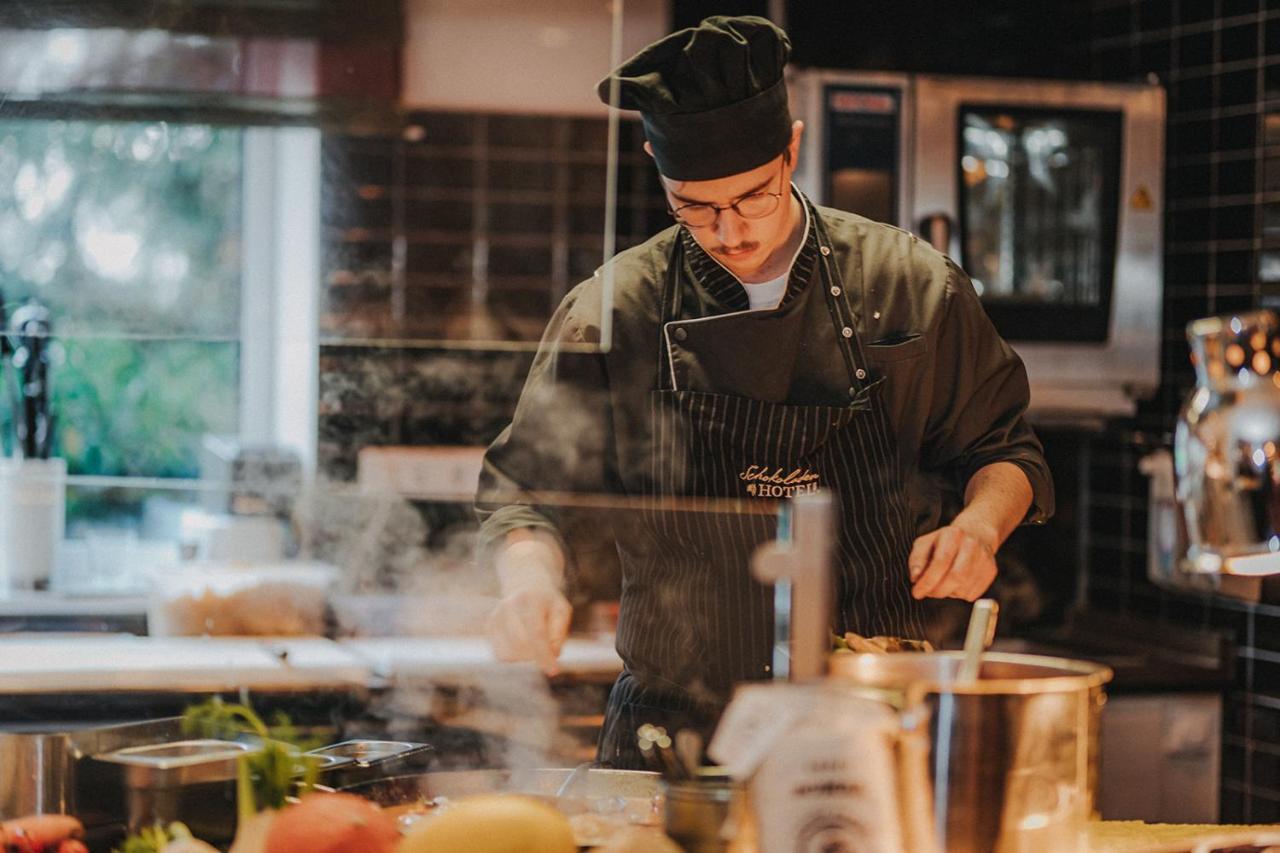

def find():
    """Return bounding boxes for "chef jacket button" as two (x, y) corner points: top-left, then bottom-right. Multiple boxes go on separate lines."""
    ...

(674, 327), (688, 341)
(820, 246), (831, 256)
(830, 286), (841, 296)
(856, 368), (867, 380)
(841, 326), (854, 338)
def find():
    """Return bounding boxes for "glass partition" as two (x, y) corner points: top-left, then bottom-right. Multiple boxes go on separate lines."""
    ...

(0, 7), (960, 843)
(0, 0), (723, 789)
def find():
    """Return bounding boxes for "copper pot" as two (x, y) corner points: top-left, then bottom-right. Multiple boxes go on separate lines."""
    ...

(828, 651), (1112, 853)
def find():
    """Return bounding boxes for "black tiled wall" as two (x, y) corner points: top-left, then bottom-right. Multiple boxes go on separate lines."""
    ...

(782, 0), (1280, 822)
(1068, 0), (1280, 824)
(317, 111), (667, 482)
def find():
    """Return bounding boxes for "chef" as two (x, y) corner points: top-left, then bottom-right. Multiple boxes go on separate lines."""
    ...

(475, 16), (1053, 768)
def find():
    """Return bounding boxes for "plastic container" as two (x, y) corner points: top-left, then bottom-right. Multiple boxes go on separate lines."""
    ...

(147, 560), (337, 636)
(0, 456), (66, 592)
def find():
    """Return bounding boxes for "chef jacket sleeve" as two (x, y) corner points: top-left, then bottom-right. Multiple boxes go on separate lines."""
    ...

(922, 260), (1054, 524)
(474, 281), (620, 562)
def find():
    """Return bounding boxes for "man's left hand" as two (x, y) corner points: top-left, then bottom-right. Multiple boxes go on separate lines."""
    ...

(908, 522), (998, 601)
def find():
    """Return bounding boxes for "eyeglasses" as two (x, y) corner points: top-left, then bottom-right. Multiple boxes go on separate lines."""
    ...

(667, 165), (787, 228)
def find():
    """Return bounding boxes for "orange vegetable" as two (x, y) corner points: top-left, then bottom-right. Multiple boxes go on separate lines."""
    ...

(264, 793), (398, 853)
(0, 815), (84, 851)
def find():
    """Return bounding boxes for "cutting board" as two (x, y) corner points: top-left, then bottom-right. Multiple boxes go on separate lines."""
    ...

(339, 636), (623, 682)
(0, 635), (622, 693)
(0, 635), (371, 693)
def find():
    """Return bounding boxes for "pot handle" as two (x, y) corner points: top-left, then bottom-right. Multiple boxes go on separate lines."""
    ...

(895, 692), (943, 853)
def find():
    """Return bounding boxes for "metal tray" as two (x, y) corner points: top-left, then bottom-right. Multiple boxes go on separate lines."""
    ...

(0, 716), (186, 819)
(92, 739), (255, 787)
(78, 733), (402, 843)
(305, 739), (432, 789)
(307, 739), (429, 766)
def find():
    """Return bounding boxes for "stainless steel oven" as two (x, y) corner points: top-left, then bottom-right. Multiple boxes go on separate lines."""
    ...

(790, 71), (1166, 424)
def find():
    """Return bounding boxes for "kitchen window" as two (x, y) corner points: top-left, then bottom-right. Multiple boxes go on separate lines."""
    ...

(0, 25), (320, 579)
(0, 117), (245, 528)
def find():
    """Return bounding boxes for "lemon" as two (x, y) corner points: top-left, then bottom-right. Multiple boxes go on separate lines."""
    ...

(396, 795), (576, 853)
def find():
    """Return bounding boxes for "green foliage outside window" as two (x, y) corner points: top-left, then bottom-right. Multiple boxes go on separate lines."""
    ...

(0, 119), (243, 524)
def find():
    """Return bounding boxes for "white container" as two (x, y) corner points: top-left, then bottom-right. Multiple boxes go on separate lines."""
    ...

(0, 457), (66, 593)
(177, 509), (286, 562)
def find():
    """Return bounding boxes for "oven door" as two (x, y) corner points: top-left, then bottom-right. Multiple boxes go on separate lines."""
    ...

(789, 70), (912, 230)
(913, 75), (1165, 419)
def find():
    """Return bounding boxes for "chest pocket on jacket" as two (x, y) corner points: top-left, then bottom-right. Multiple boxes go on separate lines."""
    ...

(867, 333), (928, 365)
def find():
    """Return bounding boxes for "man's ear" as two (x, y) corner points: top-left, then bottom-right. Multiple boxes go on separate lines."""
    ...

(787, 120), (804, 165)
(643, 140), (655, 159)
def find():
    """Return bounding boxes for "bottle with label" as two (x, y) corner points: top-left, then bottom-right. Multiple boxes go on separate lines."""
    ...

(711, 682), (937, 853)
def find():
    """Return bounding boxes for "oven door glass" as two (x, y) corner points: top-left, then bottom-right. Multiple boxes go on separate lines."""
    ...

(957, 105), (1123, 342)
(822, 85), (900, 225)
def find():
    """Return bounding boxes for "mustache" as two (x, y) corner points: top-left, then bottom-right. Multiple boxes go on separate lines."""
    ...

(713, 242), (760, 255)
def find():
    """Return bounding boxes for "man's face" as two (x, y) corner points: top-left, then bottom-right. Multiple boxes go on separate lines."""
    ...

(657, 124), (803, 281)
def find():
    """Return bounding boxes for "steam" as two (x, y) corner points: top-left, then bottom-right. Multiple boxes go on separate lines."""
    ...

(283, 481), (570, 770)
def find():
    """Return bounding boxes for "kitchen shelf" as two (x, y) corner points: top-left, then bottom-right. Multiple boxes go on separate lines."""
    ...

(350, 185), (667, 207)
(324, 228), (622, 249)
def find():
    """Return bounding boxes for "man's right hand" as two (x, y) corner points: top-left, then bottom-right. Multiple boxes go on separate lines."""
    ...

(486, 533), (572, 676)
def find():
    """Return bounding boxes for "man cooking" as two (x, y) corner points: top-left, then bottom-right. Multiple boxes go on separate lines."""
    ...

(475, 16), (1053, 768)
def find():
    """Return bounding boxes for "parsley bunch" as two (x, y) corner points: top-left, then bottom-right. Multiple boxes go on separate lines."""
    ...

(180, 698), (321, 822)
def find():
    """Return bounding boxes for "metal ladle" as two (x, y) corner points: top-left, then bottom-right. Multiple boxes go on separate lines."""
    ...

(956, 598), (999, 684)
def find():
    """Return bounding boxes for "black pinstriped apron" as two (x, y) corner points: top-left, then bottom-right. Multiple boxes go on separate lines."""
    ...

(597, 213), (926, 769)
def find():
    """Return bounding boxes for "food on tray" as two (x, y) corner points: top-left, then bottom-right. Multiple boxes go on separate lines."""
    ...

(396, 794), (576, 853)
(832, 632), (935, 654)
(1, 815), (85, 853)
(149, 561), (335, 637)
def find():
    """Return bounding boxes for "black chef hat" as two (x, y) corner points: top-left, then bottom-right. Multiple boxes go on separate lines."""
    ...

(597, 15), (792, 182)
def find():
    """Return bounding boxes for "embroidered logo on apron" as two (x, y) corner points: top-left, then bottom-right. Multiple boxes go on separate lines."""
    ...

(739, 465), (820, 498)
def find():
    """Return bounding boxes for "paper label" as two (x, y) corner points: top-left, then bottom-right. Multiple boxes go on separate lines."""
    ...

(708, 682), (822, 780)
(750, 692), (908, 853)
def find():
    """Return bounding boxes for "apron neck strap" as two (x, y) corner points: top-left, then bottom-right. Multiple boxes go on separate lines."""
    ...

(656, 233), (686, 391)
(655, 207), (874, 395)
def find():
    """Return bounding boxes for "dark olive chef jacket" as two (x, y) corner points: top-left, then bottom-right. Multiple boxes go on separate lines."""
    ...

(475, 200), (1054, 578)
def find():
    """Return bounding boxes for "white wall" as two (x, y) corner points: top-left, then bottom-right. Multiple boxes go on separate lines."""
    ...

(402, 0), (668, 115)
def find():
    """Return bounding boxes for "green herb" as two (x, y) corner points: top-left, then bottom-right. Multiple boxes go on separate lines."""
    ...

(113, 821), (195, 853)
(181, 698), (321, 818)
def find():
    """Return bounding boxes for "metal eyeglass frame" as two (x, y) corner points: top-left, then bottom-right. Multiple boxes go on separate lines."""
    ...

(666, 164), (788, 228)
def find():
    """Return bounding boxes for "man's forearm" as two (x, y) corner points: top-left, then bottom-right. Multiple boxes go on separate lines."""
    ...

(954, 462), (1035, 551)
(496, 528), (567, 594)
